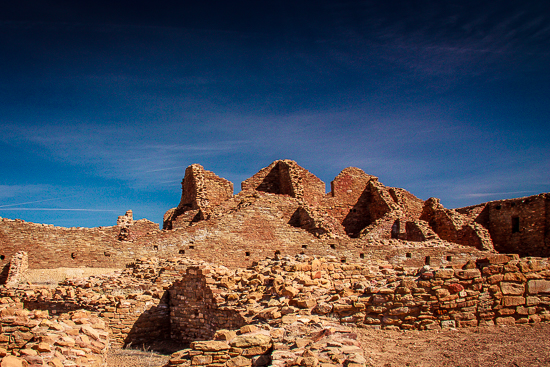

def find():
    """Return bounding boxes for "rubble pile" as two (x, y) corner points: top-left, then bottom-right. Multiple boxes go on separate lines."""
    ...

(0, 297), (109, 366)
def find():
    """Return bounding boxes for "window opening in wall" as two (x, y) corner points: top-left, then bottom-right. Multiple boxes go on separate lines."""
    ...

(275, 250), (281, 255)
(194, 310), (199, 316)
(179, 249), (185, 254)
(153, 245), (158, 251)
(360, 253), (365, 259)
(511, 203), (516, 207)
(302, 245), (308, 249)
(512, 216), (520, 233)
(341, 257), (346, 263)
(245, 252), (250, 256)
(189, 245), (195, 249)
(446, 255), (452, 262)
(0, 255), (4, 260)
(71, 253), (76, 259)
(425, 256), (431, 265)
(406, 253), (412, 258)
(330, 244), (336, 249)
(104, 251), (110, 257)
(495, 205), (502, 210)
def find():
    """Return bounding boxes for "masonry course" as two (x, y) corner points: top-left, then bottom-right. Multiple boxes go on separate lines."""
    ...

(3, 159), (548, 273)
(2, 253), (550, 366)
(1, 159), (550, 366)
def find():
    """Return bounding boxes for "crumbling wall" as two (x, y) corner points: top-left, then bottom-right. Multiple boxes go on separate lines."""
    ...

(169, 266), (246, 343)
(164, 164), (234, 230)
(421, 198), (494, 251)
(241, 160), (325, 206)
(166, 254), (550, 331)
(457, 194), (550, 257)
(4, 251), (28, 287)
(0, 300), (109, 366)
(0, 215), (159, 269)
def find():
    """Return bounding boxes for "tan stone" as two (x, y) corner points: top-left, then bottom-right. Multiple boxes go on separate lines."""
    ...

(527, 280), (550, 295)
(502, 296), (525, 307)
(226, 356), (251, 367)
(0, 356), (29, 367)
(500, 282), (525, 296)
(230, 334), (272, 348)
(191, 341), (230, 352)
(190, 354), (211, 365)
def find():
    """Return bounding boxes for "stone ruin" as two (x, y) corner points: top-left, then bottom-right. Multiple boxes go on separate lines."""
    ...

(1, 159), (550, 366)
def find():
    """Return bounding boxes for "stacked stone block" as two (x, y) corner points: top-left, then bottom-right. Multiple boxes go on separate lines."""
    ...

(0, 298), (109, 367)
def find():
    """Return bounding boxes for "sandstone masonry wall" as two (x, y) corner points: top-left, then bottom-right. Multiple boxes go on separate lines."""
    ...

(458, 194), (550, 257)
(0, 217), (159, 269)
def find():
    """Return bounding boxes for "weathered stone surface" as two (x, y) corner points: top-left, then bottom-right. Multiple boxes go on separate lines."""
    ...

(191, 341), (231, 352)
(527, 280), (550, 295)
(1, 356), (28, 367)
(500, 282), (525, 295)
(230, 334), (272, 348)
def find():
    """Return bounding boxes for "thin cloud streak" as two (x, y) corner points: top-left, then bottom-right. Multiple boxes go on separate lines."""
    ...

(0, 208), (116, 212)
(465, 191), (539, 198)
(0, 195), (80, 208)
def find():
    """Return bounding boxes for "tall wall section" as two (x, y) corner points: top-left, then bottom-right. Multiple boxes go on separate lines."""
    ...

(241, 160), (325, 206)
(458, 194), (550, 257)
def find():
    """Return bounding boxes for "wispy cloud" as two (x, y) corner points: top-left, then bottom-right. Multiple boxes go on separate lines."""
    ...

(465, 191), (539, 198)
(0, 195), (79, 208)
(0, 208), (116, 211)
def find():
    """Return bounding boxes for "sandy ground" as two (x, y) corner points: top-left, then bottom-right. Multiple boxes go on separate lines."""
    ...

(356, 323), (550, 367)
(106, 323), (550, 367)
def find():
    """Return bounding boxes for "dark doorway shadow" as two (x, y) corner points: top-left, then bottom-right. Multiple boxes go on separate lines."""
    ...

(342, 188), (373, 237)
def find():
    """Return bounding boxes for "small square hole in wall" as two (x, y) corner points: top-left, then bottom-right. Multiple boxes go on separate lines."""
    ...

(425, 256), (431, 265)
(302, 245), (308, 249)
(446, 255), (452, 262)
(360, 253), (365, 259)
(330, 244), (336, 249)
(153, 245), (158, 251)
(406, 253), (412, 258)
(179, 249), (185, 254)
(0, 255), (4, 260)
(341, 258), (346, 263)
(189, 245), (195, 250)
(71, 253), (76, 259)
(245, 252), (250, 256)
(275, 250), (281, 255)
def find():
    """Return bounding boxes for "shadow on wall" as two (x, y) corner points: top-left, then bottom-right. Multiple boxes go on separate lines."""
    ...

(0, 264), (9, 285)
(256, 164), (283, 194)
(342, 188), (373, 238)
(123, 291), (174, 351)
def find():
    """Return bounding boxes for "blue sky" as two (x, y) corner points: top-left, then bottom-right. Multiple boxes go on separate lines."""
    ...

(0, 1), (549, 227)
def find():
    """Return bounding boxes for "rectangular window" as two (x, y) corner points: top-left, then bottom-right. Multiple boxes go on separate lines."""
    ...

(512, 216), (520, 233)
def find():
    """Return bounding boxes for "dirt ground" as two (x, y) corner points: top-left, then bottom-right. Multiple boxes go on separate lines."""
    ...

(106, 324), (550, 367)
(356, 323), (550, 367)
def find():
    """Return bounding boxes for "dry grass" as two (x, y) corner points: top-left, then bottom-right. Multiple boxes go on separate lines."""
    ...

(106, 348), (170, 367)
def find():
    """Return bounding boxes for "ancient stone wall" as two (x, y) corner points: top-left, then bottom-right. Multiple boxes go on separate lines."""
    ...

(163, 164), (234, 230)
(170, 266), (246, 343)
(421, 198), (494, 251)
(0, 216), (159, 269)
(166, 254), (550, 332)
(458, 194), (550, 257)
(3, 252), (550, 365)
(0, 299), (109, 366)
(241, 160), (326, 206)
